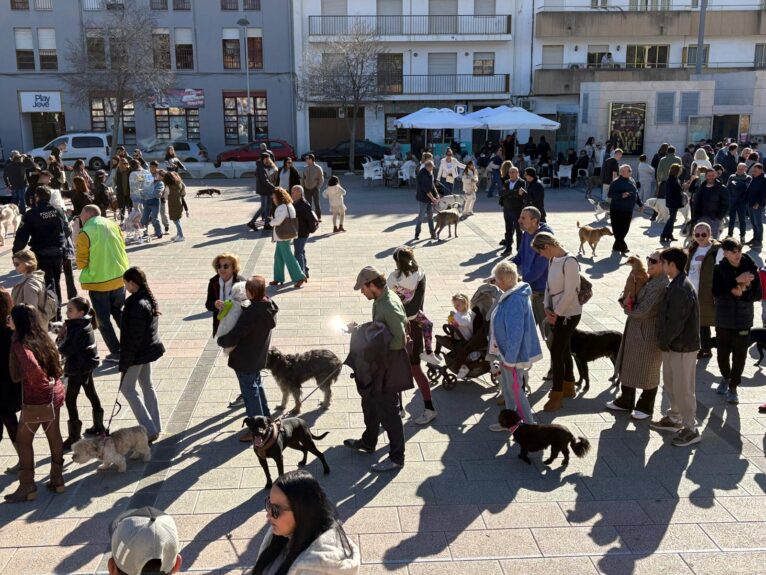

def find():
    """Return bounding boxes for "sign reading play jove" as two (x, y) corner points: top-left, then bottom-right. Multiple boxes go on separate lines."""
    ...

(19, 91), (62, 113)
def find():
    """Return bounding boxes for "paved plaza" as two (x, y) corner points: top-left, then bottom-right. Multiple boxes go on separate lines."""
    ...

(0, 177), (765, 574)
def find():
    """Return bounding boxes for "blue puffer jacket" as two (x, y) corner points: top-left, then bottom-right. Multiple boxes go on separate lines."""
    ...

(490, 282), (543, 368)
(513, 223), (553, 292)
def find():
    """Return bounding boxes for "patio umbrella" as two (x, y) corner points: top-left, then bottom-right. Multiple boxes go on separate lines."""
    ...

(465, 105), (560, 130)
(395, 108), (482, 129)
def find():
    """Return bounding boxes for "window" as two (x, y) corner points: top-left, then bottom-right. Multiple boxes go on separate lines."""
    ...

(175, 28), (193, 70)
(221, 0), (237, 8)
(11, 0), (29, 8)
(582, 92), (589, 124)
(655, 91), (675, 124)
(86, 29), (106, 69)
(109, 31), (126, 69)
(682, 45), (709, 67)
(587, 45), (609, 68)
(222, 28), (241, 70)
(591, 0), (607, 6)
(625, 44), (668, 69)
(152, 29), (171, 70)
(756, 44), (766, 68)
(244, 0), (260, 8)
(223, 91), (268, 144)
(473, 52), (495, 75)
(247, 28), (263, 69)
(72, 136), (105, 149)
(629, 0), (671, 10)
(155, 107), (200, 142)
(38, 28), (57, 70)
(173, 0), (190, 9)
(91, 98), (136, 145)
(541, 45), (564, 68)
(35, 0), (53, 9)
(679, 92), (699, 124)
(474, 0), (495, 15)
(150, 0), (168, 8)
(378, 53), (403, 94)
(14, 29), (34, 71)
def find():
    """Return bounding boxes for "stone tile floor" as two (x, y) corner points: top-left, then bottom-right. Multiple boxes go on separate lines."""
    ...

(0, 177), (764, 574)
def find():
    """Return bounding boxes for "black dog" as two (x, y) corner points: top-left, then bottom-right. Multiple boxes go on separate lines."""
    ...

(499, 409), (591, 466)
(195, 188), (222, 198)
(266, 348), (342, 413)
(243, 416), (330, 489)
(751, 327), (766, 366)
(570, 328), (622, 392)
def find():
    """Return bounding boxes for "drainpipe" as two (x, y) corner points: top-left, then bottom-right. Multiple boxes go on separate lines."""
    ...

(528, 0), (535, 96)
(287, 0), (298, 147)
(695, 0), (707, 76)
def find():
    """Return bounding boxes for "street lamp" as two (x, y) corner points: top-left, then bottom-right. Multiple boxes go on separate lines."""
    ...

(237, 17), (252, 142)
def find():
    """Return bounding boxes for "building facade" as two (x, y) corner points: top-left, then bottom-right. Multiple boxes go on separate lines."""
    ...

(0, 0), (297, 159)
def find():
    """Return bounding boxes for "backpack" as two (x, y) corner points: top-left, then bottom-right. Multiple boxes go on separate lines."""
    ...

(554, 256), (593, 305)
(308, 210), (320, 234)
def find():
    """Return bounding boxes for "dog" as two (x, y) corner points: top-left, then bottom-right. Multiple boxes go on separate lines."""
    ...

(570, 328), (623, 392)
(644, 194), (691, 224)
(266, 348), (342, 413)
(107, 191), (120, 220)
(0, 204), (21, 246)
(70, 425), (151, 472)
(751, 327), (766, 366)
(577, 221), (613, 257)
(243, 415), (330, 488)
(622, 256), (650, 311)
(215, 281), (248, 354)
(195, 188), (222, 198)
(48, 321), (65, 338)
(499, 409), (591, 466)
(585, 175), (602, 199)
(586, 197), (611, 222)
(435, 203), (460, 240)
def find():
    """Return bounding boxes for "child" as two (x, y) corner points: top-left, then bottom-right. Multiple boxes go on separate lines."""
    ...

(388, 281), (438, 366)
(448, 293), (479, 379)
(323, 175), (347, 233)
(59, 297), (103, 450)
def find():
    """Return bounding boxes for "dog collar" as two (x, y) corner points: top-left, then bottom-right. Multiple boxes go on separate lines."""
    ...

(508, 422), (522, 435)
(254, 421), (282, 459)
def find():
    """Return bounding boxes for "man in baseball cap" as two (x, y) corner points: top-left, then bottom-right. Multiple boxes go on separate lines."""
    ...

(109, 507), (182, 575)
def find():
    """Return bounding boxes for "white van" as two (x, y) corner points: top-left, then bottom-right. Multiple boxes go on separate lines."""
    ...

(27, 132), (112, 171)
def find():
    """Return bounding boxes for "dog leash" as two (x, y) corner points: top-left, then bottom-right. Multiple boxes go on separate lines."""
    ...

(101, 371), (126, 438)
(271, 364), (345, 423)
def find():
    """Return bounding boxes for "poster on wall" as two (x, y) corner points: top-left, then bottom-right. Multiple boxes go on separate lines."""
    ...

(608, 103), (646, 155)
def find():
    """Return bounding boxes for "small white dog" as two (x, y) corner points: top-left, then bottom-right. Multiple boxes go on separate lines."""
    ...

(0, 204), (21, 246)
(216, 281), (248, 354)
(645, 193), (691, 224)
(71, 425), (151, 472)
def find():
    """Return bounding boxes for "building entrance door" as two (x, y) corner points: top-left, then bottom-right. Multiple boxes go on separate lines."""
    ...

(30, 112), (66, 148)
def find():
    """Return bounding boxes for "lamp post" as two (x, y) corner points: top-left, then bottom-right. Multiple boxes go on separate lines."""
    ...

(237, 17), (252, 141)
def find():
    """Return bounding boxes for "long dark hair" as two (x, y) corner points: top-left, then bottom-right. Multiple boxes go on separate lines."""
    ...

(11, 304), (63, 379)
(253, 470), (352, 575)
(393, 246), (418, 278)
(162, 171), (181, 187)
(68, 296), (99, 329)
(123, 267), (160, 316)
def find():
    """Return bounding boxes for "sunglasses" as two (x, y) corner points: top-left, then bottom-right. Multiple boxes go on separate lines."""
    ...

(646, 257), (659, 265)
(694, 233), (709, 238)
(216, 263), (231, 270)
(264, 496), (291, 519)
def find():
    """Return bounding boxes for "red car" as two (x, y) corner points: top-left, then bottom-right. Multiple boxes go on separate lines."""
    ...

(215, 138), (296, 166)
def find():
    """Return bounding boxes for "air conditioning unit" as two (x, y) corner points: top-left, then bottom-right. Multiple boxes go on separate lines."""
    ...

(569, 63), (581, 70)
(519, 98), (536, 112)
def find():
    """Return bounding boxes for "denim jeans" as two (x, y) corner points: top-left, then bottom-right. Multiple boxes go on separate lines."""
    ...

(750, 206), (764, 243)
(414, 201), (434, 238)
(500, 366), (536, 423)
(141, 199), (162, 236)
(121, 363), (162, 437)
(293, 237), (308, 276)
(89, 288), (124, 355)
(172, 219), (183, 238)
(729, 200), (748, 237)
(487, 171), (501, 198)
(252, 195), (271, 223)
(11, 188), (26, 212)
(235, 371), (271, 418)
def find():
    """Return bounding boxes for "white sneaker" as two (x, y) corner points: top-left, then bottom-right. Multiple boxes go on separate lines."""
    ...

(488, 423), (509, 432)
(173, 236), (186, 242)
(457, 366), (470, 379)
(414, 409), (437, 425)
(630, 410), (651, 421)
(421, 352), (442, 366)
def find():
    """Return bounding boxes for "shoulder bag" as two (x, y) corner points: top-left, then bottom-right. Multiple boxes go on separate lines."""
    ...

(21, 377), (56, 432)
(275, 205), (298, 241)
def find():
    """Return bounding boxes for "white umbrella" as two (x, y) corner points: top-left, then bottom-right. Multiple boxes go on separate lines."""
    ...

(466, 105), (560, 130)
(395, 108), (482, 129)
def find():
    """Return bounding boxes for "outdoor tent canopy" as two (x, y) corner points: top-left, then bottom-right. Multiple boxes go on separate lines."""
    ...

(394, 108), (482, 129)
(466, 105), (560, 130)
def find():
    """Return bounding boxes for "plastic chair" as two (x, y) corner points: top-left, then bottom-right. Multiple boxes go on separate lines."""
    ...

(541, 176), (552, 188)
(556, 164), (573, 187)
(363, 161), (383, 185)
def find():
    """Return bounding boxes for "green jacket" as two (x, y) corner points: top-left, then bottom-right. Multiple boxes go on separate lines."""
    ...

(372, 288), (407, 350)
(77, 216), (129, 291)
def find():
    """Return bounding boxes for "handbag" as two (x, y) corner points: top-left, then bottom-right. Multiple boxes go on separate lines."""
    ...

(21, 377), (56, 432)
(274, 205), (298, 240)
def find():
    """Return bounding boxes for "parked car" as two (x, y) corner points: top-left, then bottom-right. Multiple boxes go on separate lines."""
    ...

(27, 132), (112, 171)
(215, 138), (296, 166)
(311, 140), (388, 170)
(139, 140), (209, 163)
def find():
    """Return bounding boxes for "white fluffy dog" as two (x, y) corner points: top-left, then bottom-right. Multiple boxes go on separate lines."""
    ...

(645, 193), (691, 224)
(216, 281), (248, 354)
(71, 425), (151, 472)
(0, 204), (21, 246)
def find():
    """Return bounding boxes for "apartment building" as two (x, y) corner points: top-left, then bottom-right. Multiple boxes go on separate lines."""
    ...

(0, 0), (297, 158)
(293, 0), (515, 154)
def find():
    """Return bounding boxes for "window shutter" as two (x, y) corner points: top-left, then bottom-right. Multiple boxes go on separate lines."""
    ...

(656, 91), (675, 124)
(14, 28), (33, 50)
(428, 52), (457, 75)
(321, 0), (347, 15)
(247, 28), (262, 38)
(37, 28), (56, 50)
(679, 92), (700, 124)
(175, 28), (192, 44)
(582, 92), (589, 125)
(222, 28), (239, 40)
(475, 0), (495, 15)
(429, 0), (458, 15)
(377, 0), (402, 15)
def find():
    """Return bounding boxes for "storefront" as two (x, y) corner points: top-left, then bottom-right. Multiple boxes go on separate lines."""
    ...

(150, 89), (205, 142)
(90, 96), (136, 146)
(19, 91), (65, 148)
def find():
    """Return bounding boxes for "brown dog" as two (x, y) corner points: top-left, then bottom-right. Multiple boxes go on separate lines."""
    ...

(435, 207), (460, 240)
(107, 191), (120, 220)
(622, 255), (650, 311)
(577, 221), (613, 257)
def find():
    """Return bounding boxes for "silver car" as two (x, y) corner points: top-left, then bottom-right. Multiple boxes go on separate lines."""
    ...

(138, 140), (209, 163)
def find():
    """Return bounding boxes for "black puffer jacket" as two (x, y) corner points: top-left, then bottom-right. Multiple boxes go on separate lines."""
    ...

(657, 272), (700, 353)
(692, 180), (729, 221)
(217, 298), (278, 373)
(58, 317), (100, 376)
(525, 178), (546, 220)
(119, 289), (165, 372)
(712, 253), (762, 330)
(12, 200), (68, 256)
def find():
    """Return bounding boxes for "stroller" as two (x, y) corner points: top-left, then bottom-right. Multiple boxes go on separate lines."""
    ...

(426, 282), (501, 390)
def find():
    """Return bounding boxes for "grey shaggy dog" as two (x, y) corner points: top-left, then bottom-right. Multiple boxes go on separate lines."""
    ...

(266, 348), (342, 413)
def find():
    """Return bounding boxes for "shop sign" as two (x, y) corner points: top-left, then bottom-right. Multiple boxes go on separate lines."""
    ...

(150, 89), (205, 109)
(19, 91), (62, 113)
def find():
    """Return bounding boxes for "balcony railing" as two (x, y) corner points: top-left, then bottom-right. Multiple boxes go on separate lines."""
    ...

(308, 15), (512, 36)
(537, 1), (765, 11)
(536, 61), (760, 70)
(377, 74), (509, 95)
(35, 0), (53, 9)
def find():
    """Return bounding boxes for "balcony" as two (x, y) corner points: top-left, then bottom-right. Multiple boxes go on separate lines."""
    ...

(533, 62), (758, 95)
(308, 15), (512, 40)
(378, 74), (509, 97)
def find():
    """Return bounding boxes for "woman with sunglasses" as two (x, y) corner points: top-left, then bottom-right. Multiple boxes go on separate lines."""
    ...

(607, 251), (669, 420)
(205, 253), (246, 336)
(255, 470), (359, 575)
(685, 222), (723, 358)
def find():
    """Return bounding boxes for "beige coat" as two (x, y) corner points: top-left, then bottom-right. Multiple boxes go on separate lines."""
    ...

(11, 271), (47, 315)
(615, 274), (669, 390)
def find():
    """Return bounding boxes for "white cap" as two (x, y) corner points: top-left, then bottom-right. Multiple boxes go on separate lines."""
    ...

(110, 507), (180, 575)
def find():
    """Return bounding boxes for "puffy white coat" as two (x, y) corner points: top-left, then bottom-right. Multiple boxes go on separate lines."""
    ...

(215, 281), (248, 354)
(257, 526), (360, 575)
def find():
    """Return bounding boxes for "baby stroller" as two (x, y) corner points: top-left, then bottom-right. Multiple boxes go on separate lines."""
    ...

(426, 282), (501, 390)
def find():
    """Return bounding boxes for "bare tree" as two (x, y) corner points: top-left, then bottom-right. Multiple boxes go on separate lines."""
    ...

(63, 0), (174, 165)
(298, 26), (385, 172)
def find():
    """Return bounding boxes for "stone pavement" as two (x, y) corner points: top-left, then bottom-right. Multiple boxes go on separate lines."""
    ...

(0, 177), (764, 574)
